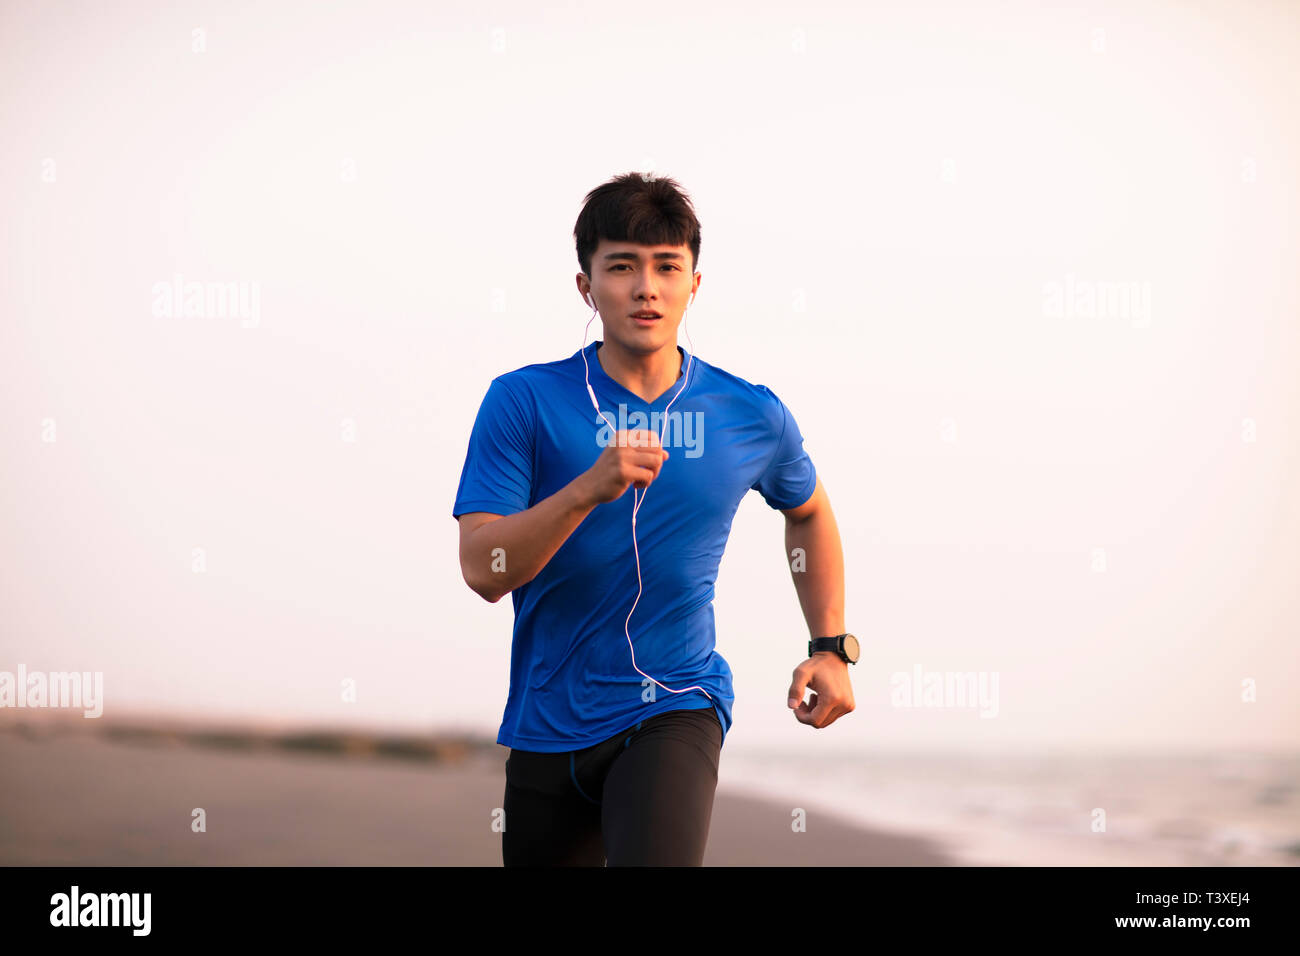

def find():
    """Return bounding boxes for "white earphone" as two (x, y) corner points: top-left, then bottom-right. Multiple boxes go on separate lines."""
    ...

(580, 286), (710, 704)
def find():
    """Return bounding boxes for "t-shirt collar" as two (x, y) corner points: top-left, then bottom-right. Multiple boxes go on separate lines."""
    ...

(583, 339), (695, 407)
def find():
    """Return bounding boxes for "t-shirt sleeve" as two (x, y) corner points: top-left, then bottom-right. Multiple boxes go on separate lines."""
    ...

(750, 386), (817, 511)
(452, 377), (535, 519)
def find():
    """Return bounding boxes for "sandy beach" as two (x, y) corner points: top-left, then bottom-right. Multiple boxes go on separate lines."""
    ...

(0, 717), (955, 866)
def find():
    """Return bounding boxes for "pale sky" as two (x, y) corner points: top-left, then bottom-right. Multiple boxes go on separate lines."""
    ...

(1, 0), (1296, 757)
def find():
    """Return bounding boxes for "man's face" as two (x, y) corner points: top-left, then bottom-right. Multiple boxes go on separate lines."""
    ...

(583, 240), (700, 355)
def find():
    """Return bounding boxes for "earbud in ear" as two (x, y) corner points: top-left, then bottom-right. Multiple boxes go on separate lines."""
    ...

(586, 294), (596, 310)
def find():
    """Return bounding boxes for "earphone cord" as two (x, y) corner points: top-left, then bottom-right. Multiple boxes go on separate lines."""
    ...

(580, 302), (711, 703)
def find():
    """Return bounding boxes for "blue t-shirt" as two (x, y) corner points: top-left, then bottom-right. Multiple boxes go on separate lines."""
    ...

(452, 340), (817, 752)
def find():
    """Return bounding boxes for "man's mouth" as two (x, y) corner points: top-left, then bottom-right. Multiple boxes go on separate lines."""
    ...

(631, 311), (662, 324)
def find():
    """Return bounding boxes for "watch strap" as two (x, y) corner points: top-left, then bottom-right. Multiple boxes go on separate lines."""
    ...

(809, 634), (847, 657)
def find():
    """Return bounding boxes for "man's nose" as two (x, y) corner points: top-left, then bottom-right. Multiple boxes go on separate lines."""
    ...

(633, 268), (659, 299)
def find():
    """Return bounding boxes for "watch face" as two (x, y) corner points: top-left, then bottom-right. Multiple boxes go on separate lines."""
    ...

(843, 633), (860, 662)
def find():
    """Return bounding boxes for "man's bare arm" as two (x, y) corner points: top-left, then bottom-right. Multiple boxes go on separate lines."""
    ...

(782, 478), (846, 638)
(782, 477), (854, 728)
(458, 477), (598, 604)
(457, 428), (669, 604)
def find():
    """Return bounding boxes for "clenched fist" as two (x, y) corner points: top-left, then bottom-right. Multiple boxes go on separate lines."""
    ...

(579, 429), (670, 505)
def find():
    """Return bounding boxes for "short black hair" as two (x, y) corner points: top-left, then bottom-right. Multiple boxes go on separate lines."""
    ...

(574, 173), (702, 278)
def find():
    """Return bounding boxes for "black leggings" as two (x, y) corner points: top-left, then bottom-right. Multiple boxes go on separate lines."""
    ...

(502, 705), (722, 866)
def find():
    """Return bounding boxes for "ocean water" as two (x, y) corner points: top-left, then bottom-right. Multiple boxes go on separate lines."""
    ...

(716, 749), (1300, 866)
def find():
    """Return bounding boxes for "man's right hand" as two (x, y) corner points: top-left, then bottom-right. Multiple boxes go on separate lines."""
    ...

(580, 429), (669, 505)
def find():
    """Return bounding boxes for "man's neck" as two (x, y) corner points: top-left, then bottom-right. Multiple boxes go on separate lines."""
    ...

(596, 340), (683, 404)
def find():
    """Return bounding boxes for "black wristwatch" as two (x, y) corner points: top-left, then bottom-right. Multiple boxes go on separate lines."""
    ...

(809, 633), (859, 664)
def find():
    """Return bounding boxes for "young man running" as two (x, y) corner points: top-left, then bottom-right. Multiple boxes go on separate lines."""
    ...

(453, 173), (856, 866)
